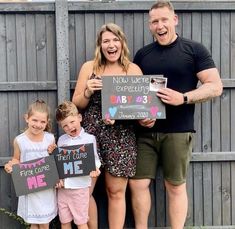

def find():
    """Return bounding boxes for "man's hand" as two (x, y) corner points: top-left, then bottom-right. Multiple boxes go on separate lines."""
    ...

(157, 88), (184, 106)
(138, 118), (156, 128)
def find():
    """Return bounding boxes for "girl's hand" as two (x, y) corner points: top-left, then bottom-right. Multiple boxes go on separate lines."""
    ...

(90, 168), (101, 178)
(4, 158), (19, 174)
(4, 160), (13, 173)
(48, 143), (57, 154)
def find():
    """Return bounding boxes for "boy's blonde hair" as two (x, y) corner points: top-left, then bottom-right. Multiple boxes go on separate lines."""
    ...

(56, 101), (79, 122)
(26, 99), (52, 132)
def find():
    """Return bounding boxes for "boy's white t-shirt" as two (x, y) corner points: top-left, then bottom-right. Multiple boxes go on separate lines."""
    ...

(57, 128), (101, 189)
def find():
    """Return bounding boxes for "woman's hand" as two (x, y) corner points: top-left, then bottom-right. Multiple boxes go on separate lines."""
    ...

(86, 76), (103, 95)
(103, 118), (115, 125)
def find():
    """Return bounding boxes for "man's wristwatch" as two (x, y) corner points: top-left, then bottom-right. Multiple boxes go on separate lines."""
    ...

(183, 94), (188, 104)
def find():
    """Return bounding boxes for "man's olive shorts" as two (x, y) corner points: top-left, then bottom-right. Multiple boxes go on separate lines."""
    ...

(132, 132), (194, 185)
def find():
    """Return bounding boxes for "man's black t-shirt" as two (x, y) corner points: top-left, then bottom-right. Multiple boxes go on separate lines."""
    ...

(134, 36), (216, 133)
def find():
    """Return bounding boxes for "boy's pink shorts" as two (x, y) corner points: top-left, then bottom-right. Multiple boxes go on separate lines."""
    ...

(57, 188), (89, 225)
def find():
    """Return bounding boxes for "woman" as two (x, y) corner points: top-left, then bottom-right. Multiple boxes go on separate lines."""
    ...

(72, 23), (142, 229)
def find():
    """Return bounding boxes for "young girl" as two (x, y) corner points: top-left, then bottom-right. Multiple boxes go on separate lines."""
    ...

(4, 99), (57, 229)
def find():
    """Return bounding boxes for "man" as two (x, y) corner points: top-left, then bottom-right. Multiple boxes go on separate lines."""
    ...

(128, 1), (223, 229)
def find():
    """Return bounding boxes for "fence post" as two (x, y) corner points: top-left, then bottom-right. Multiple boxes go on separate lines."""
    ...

(55, 0), (70, 104)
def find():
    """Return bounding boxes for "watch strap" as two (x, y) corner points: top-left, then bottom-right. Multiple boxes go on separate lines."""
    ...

(183, 94), (188, 104)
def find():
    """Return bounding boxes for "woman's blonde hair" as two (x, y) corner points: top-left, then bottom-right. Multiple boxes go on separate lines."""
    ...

(26, 99), (52, 132)
(93, 23), (130, 74)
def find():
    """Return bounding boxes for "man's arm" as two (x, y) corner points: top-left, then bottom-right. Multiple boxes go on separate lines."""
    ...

(185, 68), (223, 104)
(157, 67), (223, 106)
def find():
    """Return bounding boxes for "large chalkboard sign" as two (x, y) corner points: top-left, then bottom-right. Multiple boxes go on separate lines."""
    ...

(12, 156), (59, 197)
(53, 143), (96, 179)
(101, 75), (166, 120)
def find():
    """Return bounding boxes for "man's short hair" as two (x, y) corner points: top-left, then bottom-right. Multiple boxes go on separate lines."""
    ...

(150, 0), (175, 13)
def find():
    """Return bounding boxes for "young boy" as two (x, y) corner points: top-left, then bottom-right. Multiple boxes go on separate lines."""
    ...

(52, 101), (101, 229)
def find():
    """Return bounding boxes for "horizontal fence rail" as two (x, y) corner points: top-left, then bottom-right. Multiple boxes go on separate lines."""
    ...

(0, 78), (234, 92)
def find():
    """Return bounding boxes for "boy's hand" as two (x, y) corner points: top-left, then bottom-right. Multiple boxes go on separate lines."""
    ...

(90, 168), (101, 178)
(55, 179), (64, 189)
(48, 143), (57, 154)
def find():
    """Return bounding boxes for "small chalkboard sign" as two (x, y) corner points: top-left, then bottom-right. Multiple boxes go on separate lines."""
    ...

(101, 75), (166, 120)
(53, 143), (96, 179)
(12, 155), (59, 197)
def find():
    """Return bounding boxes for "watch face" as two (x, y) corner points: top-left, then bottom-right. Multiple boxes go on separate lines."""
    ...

(184, 95), (188, 104)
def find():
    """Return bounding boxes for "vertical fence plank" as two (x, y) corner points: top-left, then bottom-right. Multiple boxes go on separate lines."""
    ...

(193, 163), (203, 225)
(221, 162), (231, 225)
(203, 163), (213, 225)
(231, 12), (235, 227)
(46, 14), (56, 82)
(104, 12), (115, 24)
(232, 163), (235, 226)
(36, 14), (47, 81)
(201, 13), (213, 226)
(155, 170), (166, 227)
(201, 12), (212, 154)
(6, 14), (17, 82)
(75, 13), (85, 76)
(181, 12), (192, 39)
(55, 0), (70, 103)
(26, 14), (37, 81)
(143, 12), (153, 46)
(95, 12), (105, 36)
(133, 12), (144, 55)
(211, 12), (221, 153)
(210, 12), (223, 227)
(212, 162), (222, 225)
(16, 14), (26, 81)
(220, 12), (232, 226)
(220, 12), (231, 152)
(114, 12), (124, 30)
(85, 13), (96, 61)
(186, 164), (194, 226)
(69, 13), (76, 80)
(0, 14), (6, 82)
(123, 13), (134, 59)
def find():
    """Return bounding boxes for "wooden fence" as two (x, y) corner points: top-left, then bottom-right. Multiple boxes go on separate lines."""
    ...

(0, 1), (235, 228)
